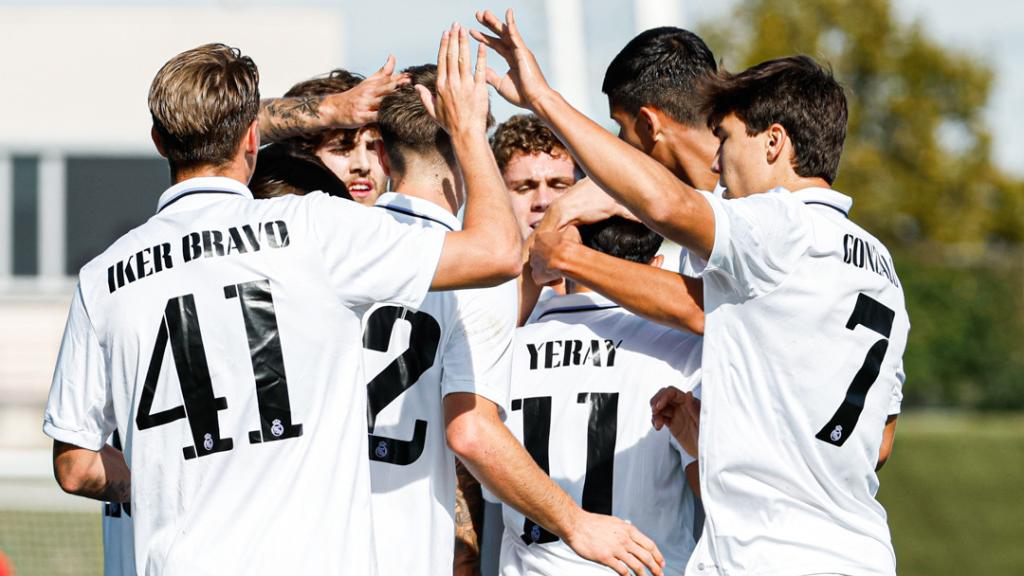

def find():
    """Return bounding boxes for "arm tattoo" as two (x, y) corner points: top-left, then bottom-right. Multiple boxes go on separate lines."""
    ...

(453, 459), (484, 575)
(258, 95), (326, 143)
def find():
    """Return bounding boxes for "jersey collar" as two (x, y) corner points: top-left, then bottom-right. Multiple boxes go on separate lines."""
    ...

(374, 192), (462, 231)
(156, 176), (254, 214)
(789, 187), (853, 218)
(531, 291), (621, 322)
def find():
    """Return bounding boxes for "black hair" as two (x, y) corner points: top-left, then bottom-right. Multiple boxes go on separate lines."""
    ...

(703, 55), (848, 184)
(578, 217), (663, 264)
(250, 143), (350, 200)
(602, 27), (717, 126)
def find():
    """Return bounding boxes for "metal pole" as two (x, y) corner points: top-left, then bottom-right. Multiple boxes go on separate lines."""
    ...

(633, 0), (686, 33)
(544, 0), (591, 117)
(0, 154), (11, 280)
(38, 151), (66, 282)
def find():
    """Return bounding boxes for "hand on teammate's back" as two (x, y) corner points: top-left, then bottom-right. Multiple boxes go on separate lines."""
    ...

(417, 23), (490, 137)
(565, 510), (666, 576)
(651, 387), (701, 458)
(471, 9), (553, 109)
(328, 55), (409, 128)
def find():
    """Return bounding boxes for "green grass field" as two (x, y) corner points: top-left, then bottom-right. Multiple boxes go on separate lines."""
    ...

(878, 412), (1024, 575)
(1, 412), (1021, 575)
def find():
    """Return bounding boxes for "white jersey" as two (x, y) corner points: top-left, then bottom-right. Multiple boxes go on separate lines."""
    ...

(682, 187), (909, 576)
(102, 429), (134, 576)
(501, 292), (703, 576)
(43, 177), (444, 576)
(364, 193), (516, 576)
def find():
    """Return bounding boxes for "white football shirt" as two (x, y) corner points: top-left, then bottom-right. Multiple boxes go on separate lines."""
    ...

(43, 177), (445, 575)
(364, 192), (516, 576)
(500, 292), (703, 576)
(681, 187), (909, 576)
(102, 429), (134, 576)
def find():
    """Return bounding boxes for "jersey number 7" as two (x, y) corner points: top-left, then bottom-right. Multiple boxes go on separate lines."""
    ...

(135, 279), (303, 460)
(816, 293), (895, 447)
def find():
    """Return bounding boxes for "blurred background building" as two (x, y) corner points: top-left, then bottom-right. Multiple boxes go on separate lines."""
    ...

(0, 1), (1021, 575)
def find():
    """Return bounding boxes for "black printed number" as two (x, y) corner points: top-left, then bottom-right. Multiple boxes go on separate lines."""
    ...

(512, 392), (619, 545)
(816, 293), (895, 447)
(363, 305), (441, 466)
(135, 279), (302, 460)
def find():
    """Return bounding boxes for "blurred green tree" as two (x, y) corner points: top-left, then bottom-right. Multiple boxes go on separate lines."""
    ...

(700, 0), (1024, 409)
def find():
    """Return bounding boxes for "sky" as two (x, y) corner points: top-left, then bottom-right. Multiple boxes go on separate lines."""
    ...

(2, 0), (1021, 175)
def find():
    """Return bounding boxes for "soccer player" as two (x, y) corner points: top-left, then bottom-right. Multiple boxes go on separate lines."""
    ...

(491, 113), (578, 240)
(365, 32), (663, 576)
(529, 27), (720, 334)
(272, 69), (388, 205)
(43, 37), (524, 575)
(501, 217), (703, 576)
(475, 10), (909, 575)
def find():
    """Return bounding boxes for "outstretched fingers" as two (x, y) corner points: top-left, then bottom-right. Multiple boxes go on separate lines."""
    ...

(474, 43), (487, 86)
(437, 29), (451, 85)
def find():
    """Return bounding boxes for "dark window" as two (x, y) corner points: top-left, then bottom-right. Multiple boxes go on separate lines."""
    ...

(65, 157), (168, 274)
(13, 156), (39, 276)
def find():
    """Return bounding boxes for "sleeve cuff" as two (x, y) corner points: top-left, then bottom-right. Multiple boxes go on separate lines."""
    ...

(43, 419), (105, 452)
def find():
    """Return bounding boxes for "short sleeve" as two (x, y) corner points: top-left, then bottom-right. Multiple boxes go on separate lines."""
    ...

(701, 190), (810, 299)
(308, 193), (446, 310)
(888, 360), (905, 416)
(43, 284), (115, 451)
(441, 280), (518, 419)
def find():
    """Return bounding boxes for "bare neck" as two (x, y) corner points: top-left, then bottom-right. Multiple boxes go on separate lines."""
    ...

(664, 126), (720, 191)
(171, 160), (252, 187)
(391, 160), (462, 215)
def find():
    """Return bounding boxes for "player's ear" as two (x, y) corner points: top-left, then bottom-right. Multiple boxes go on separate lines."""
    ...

(245, 120), (260, 156)
(649, 254), (664, 268)
(150, 126), (168, 159)
(375, 140), (391, 178)
(637, 106), (662, 149)
(765, 123), (786, 164)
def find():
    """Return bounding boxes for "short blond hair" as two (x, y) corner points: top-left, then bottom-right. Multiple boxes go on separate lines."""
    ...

(148, 43), (260, 172)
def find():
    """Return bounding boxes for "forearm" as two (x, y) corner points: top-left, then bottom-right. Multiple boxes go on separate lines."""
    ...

(531, 91), (711, 254)
(433, 131), (523, 289)
(551, 242), (704, 334)
(453, 459), (483, 576)
(450, 412), (580, 540)
(684, 461), (701, 500)
(53, 441), (130, 503)
(258, 96), (331, 143)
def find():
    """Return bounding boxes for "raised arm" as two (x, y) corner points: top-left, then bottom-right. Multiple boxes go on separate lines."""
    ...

(258, 56), (407, 142)
(420, 25), (522, 290)
(471, 10), (716, 259)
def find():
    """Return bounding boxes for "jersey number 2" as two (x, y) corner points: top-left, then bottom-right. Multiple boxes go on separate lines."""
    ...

(135, 279), (303, 460)
(363, 305), (441, 466)
(512, 392), (619, 545)
(816, 293), (895, 447)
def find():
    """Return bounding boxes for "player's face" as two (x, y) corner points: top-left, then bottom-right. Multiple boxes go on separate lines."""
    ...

(503, 151), (577, 239)
(316, 127), (387, 206)
(711, 113), (773, 199)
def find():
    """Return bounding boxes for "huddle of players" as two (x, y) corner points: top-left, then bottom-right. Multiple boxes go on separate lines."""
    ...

(49, 9), (908, 576)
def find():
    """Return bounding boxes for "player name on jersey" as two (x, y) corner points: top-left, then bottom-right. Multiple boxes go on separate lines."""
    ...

(525, 338), (622, 370)
(106, 220), (290, 294)
(843, 233), (900, 288)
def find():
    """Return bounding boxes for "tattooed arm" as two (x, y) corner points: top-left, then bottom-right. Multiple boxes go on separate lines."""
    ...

(453, 458), (484, 576)
(258, 55), (409, 143)
(53, 440), (131, 503)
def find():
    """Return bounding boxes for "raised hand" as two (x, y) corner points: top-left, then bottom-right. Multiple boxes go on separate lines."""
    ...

(564, 510), (666, 576)
(545, 178), (641, 230)
(471, 9), (553, 109)
(327, 55), (409, 128)
(418, 23), (491, 137)
(651, 386), (701, 458)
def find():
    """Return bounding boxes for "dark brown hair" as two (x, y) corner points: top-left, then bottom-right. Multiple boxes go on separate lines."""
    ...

(148, 43), (260, 173)
(490, 114), (573, 173)
(378, 64), (493, 177)
(703, 55), (848, 184)
(250, 143), (350, 200)
(602, 27), (717, 126)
